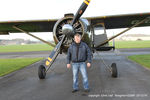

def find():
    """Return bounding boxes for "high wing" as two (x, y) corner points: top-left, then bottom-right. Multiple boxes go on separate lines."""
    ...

(0, 12), (150, 35)
(0, 19), (58, 34)
(85, 12), (150, 29)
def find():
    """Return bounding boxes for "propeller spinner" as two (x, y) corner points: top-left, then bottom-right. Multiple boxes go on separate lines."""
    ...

(62, 24), (74, 36)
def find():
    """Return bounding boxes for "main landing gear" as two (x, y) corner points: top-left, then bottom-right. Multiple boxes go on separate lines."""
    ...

(111, 63), (118, 78)
(103, 59), (118, 78)
(38, 35), (65, 79)
(38, 65), (46, 79)
(97, 52), (118, 78)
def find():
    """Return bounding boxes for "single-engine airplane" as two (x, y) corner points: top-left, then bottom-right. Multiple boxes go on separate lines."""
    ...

(0, 0), (150, 79)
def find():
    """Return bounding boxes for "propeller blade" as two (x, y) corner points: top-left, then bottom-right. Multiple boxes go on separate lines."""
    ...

(44, 35), (65, 72)
(71, 0), (91, 26)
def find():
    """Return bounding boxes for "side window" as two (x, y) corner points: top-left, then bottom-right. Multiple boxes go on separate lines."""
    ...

(94, 24), (105, 35)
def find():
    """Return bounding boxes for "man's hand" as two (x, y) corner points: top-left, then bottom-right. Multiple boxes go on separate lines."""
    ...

(67, 64), (71, 69)
(87, 63), (91, 68)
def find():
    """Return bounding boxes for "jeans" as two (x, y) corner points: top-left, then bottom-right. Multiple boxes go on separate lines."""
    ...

(72, 62), (89, 90)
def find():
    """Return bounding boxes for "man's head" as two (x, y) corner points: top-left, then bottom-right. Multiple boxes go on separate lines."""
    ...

(74, 33), (82, 44)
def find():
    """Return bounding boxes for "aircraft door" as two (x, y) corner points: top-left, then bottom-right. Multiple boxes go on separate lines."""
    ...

(93, 23), (108, 47)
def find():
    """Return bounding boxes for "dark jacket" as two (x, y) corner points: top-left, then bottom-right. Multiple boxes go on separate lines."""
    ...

(67, 41), (92, 64)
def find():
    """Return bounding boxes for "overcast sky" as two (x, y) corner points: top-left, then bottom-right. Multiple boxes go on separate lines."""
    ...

(0, 0), (150, 41)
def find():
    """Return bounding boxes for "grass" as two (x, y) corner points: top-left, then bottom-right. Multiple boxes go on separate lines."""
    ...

(0, 40), (150, 53)
(128, 54), (150, 69)
(0, 58), (44, 76)
(0, 44), (53, 53)
(109, 40), (150, 48)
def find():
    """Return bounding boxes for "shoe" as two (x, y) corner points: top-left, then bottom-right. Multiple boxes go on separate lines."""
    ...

(72, 89), (78, 93)
(84, 89), (90, 93)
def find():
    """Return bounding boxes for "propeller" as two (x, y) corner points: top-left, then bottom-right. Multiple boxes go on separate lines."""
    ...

(38, 0), (91, 79)
(71, 0), (91, 26)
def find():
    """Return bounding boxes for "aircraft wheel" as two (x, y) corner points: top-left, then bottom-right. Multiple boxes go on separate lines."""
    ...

(38, 65), (46, 79)
(111, 63), (118, 78)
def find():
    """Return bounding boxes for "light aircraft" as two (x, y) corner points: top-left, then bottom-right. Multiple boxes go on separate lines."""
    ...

(0, 0), (150, 79)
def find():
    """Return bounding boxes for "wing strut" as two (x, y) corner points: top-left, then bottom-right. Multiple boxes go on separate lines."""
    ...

(13, 26), (55, 47)
(97, 17), (150, 47)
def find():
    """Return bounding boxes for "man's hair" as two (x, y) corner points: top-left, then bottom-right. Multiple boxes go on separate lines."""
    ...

(74, 33), (81, 38)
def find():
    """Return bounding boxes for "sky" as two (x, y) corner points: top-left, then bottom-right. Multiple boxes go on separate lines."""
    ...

(0, 0), (150, 41)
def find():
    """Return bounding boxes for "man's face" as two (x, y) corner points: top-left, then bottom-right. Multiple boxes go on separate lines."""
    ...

(74, 34), (81, 44)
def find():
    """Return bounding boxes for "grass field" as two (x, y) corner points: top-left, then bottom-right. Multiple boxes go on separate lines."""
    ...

(128, 54), (150, 69)
(109, 40), (150, 48)
(0, 44), (53, 53)
(0, 58), (44, 77)
(0, 40), (150, 53)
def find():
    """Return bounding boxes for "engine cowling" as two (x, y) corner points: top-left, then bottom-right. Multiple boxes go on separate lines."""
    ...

(53, 14), (86, 51)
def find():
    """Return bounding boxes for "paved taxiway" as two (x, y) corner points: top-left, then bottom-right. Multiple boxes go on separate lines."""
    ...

(0, 48), (150, 100)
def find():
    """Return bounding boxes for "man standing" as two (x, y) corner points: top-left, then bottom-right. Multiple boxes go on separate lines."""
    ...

(67, 33), (92, 93)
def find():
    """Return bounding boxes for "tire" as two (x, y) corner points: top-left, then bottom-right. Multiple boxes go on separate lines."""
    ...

(111, 63), (118, 78)
(38, 65), (46, 79)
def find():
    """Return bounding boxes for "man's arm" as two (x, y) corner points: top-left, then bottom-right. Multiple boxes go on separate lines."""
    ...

(67, 46), (72, 69)
(67, 46), (71, 64)
(85, 44), (92, 64)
